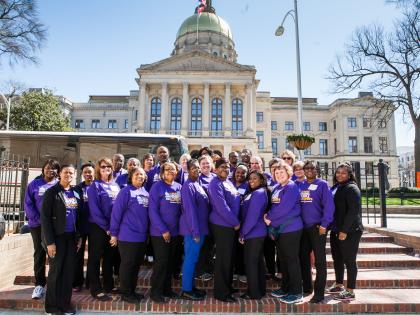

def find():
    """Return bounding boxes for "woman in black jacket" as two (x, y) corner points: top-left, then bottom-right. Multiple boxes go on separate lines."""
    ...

(327, 163), (363, 301)
(41, 165), (83, 315)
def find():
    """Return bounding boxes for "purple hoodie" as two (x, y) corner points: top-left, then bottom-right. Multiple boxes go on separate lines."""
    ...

(148, 180), (182, 236)
(299, 178), (335, 229)
(208, 176), (240, 228)
(240, 188), (268, 240)
(179, 179), (210, 238)
(88, 180), (120, 232)
(24, 177), (58, 228)
(110, 185), (149, 242)
(266, 180), (303, 233)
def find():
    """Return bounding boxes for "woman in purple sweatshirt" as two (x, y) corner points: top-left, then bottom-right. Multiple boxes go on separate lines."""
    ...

(24, 159), (60, 300)
(239, 170), (268, 300)
(109, 167), (149, 304)
(148, 162), (182, 303)
(87, 157), (120, 301)
(208, 158), (241, 303)
(198, 154), (216, 193)
(179, 159), (209, 301)
(299, 160), (335, 303)
(265, 163), (303, 304)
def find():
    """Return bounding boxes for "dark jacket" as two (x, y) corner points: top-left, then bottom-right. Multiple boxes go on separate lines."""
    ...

(333, 181), (363, 234)
(41, 183), (83, 246)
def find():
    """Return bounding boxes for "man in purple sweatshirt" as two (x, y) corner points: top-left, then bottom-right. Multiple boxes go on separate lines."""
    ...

(299, 160), (335, 303)
(24, 159), (60, 300)
(145, 146), (170, 192)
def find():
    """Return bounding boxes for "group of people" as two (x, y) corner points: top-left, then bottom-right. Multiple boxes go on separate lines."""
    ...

(24, 147), (363, 314)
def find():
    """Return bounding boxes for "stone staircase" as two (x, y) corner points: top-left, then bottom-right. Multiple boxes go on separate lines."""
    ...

(1, 232), (420, 314)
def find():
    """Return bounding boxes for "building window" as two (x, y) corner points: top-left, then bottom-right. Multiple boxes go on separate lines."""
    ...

(232, 98), (243, 135)
(364, 137), (373, 153)
(256, 112), (264, 122)
(379, 137), (388, 153)
(191, 98), (202, 132)
(363, 117), (371, 128)
(319, 139), (328, 156)
(75, 119), (84, 129)
(91, 119), (100, 129)
(347, 117), (357, 128)
(365, 161), (374, 175)
(271, 138), (278, 155)
(303, 121), (311, 131)
(304, 147), (311, 155)
(271, 121), (278, 131)
(124, 119), (129, 129)
(378, 119), (387, 128)
(211, 98), (223, 132)
(333, 120), (336, 130)
(348, 137), (358, 153)
(150, 97), (161, 131)
(108, 119), (117, 129)
(334, 138), (337, 154)
(170, 98), (182, 131)
(256, 131), (264, 149)
(319, 122), (327, 131)
(285, 121), (294, 131)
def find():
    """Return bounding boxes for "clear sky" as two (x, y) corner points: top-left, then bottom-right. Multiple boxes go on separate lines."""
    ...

(1, 0), (415, 147)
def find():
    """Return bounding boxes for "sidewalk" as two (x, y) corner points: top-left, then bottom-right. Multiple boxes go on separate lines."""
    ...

(363, 213), (420, 238)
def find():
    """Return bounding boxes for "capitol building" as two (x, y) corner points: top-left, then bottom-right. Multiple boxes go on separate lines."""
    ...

(70, 3), (399, 186)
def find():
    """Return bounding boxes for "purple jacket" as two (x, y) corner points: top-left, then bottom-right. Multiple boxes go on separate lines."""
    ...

(110, 185), (149, 242)
(179, 179), (210, 237)
(148, 180), (182, 236)
(145, 165), (161, 192)
(266, 180), (303, 233)
(88, 180), (120, 232)
(208, 176), (240, 228)
(24, 178), (58, 228)
(299, 178), (335, 229)
(240, 188), (268, 240)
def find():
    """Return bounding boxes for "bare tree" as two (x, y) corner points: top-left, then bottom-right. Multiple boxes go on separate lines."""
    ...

(0, 0), (47, 66)
(328, 4), (420, 185)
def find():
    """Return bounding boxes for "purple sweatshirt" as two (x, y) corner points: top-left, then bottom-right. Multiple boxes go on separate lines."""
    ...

(208, 176), (241, 228)
(145, 165), (161, 192)
(24, 178), (58, 228)
(231, 181), (248, 196)
(148, 180), (182, 236)
(175, 169), (189, 186)
(266, 180), (303, 233)
(63, 190), (78, 232)
(113, 168), (127, 181)
(179, 179), (210, 237)
(110, 185), (149, 242)
(116, 173), (128, 188)
(88, 180), (120, 232)
(240, 188), (268, 240)
(299, 178), (335, 229)
(199, 172), (216, 193)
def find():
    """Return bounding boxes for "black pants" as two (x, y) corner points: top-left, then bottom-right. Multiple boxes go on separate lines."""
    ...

(87, 223), (115, 296)
(173, 238), (184, 277)
(330, 230), (362, 289)
(299, 225), (327, 298)
(119, 241), (146, 296)
(234, 231), (245, 276)
(30, 226), (47, 287)
(45, 233), (76, 313)
(275, 229), (302, 295)
(211, 223), (235, 300)
(73, 234), (88, 288)
(244, 237), (266, 299)
(264, 237), (281, 276)
(150, 236), (181, 298)
(195, 233), (215, 275)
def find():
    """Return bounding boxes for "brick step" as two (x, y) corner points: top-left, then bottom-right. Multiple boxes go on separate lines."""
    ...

(326, 242), (413, 255)
(326, 253), (420, 268)
(14, 267), (420, 289)
(1, 285), (420, 313)
(332, 233), (394, 243)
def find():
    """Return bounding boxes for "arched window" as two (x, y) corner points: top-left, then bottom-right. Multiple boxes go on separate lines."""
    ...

(170, 98), (182, 132)
(232, 98), (243, 136)
(190, 98), (202, 134)
(211, 98), (222, 132)
(150, 97), (161, 131)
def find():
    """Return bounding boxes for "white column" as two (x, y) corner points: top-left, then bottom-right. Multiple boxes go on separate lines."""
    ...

(243, 85), (249, 137)
(139, 82), (147, 132)
(160, 83), (168, 133)
(202, 82), (210, 137)
(224, 83), (231, 137)
(181, 82), (189, 136)
(245, 84), (253, 136)
(342, 116), (348, 154)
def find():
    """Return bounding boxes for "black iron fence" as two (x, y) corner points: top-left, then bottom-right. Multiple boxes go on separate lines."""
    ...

(0, 152), (30, 234)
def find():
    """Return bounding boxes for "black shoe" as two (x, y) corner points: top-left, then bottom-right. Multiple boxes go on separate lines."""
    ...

(150, 295), (166, 303)
(193, 287), (206, 297)
(240, 293), (251, 300)
(92, 292), (112, 301)
(180, 291), (204, 301)
(309, 296), (324, 304)
(122, 294), (140, 304)
(133, 292), (144, 301)
(216, 295), (237, 303)
(163, 290), (178, 299)
(230, 288), (239, 294)
(62, 304), (76, 315)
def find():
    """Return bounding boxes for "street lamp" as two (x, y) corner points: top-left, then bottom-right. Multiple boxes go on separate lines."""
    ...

(275, 0), (304, 158)
(0, 92), (12, 130)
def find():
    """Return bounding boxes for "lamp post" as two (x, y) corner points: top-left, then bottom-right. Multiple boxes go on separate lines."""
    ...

(275, 0), (304, 159)
(0, 92), (12, 130)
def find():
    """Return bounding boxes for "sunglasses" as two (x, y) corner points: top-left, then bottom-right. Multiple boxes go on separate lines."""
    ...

(282, 157), (292, 160)
(100, 165), (112, 169)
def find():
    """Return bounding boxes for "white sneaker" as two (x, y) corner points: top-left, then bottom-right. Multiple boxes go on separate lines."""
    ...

(147, 256), (154, 263)
(32, 285), (45, 299)
(239, 275), (247, 283)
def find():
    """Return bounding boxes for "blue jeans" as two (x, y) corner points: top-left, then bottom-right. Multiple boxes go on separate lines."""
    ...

(182, 235), (204, 292)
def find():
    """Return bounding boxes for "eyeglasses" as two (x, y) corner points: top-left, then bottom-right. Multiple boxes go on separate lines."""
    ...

(282, 157), (292, 160)
(100, 165), (112, 169)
